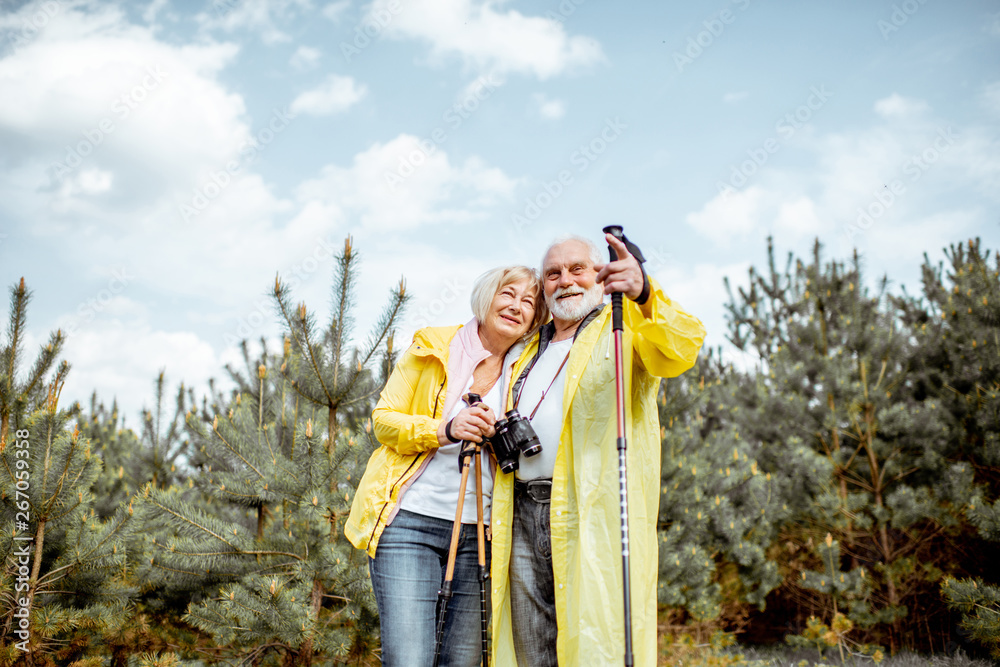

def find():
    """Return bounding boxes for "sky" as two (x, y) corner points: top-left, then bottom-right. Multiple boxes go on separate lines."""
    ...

(1, 0), (998, 423)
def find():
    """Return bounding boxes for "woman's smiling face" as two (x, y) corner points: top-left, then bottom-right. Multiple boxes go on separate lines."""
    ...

(484, 277), (537, 342)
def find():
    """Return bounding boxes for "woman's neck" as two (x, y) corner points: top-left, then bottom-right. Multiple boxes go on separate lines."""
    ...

(478, 324), (514, 357)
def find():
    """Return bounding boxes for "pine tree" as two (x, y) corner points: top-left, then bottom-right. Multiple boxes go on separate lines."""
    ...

(80, 373), (189, 521)
(0, 279), (64, 452)
(142, 356), (372, 664)
(723, 239), (970, 653)
(140, 238), (405, 665)
(79, 395), (141, 520)
(274, 236), (407, 450)
(0, 279), (139, 665)
(919, 239), (1000, 658)
(657, 349), (784, 632)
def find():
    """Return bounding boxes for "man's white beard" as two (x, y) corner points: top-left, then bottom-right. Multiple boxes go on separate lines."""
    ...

(547, 283), (605, 323)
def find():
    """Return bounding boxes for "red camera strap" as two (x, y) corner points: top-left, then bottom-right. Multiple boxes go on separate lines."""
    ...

(513, 347), (573, 421)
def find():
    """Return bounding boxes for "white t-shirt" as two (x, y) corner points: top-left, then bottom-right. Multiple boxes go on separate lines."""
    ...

(513, 337), (574, 480)
(398, 376), (500, 524)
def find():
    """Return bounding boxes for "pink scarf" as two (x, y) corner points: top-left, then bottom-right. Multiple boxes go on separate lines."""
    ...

(441, 318), (491, 418)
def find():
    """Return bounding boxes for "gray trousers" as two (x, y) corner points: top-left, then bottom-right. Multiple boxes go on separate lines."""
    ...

(510, 480), (558, 666)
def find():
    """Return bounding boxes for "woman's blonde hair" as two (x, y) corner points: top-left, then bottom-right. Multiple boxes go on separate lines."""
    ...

(470, 266), (548, 336)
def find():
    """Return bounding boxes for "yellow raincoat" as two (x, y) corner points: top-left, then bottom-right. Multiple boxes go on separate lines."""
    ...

(490, 278), (705, 666)
(345, 325), (460, 556)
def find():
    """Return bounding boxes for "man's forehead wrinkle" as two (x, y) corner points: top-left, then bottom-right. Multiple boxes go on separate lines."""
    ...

(544, 241), (594, 273)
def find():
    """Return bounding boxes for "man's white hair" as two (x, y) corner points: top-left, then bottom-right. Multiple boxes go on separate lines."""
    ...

(541, 235), (604, 272)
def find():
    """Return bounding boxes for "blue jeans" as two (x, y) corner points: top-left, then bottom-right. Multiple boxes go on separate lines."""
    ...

(369, 509), (490, 667)
(510, 482), (558, 667)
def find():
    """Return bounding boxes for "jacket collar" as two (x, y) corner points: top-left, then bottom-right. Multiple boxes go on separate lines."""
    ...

(410, 324), (462, 359)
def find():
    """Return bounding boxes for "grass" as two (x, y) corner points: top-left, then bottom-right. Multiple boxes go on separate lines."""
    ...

(657, 636), (998, 667)
(737, 646), (997, 667)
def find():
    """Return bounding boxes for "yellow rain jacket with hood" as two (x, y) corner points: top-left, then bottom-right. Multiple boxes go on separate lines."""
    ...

(490, 277), (705, 666)
(344, 325), (461, 556)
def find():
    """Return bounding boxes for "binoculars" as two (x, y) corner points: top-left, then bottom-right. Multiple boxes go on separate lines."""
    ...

(463, 394), (542, 474)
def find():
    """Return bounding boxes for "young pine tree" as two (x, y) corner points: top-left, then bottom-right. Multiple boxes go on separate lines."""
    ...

(81, 372), (189, 521)
(274, 236), (407, 451)
(0, 279), (139, 665)
(724, 239), (965, 653)
(917, 239), (1000, 658)
(142, 239), (404, 665)
(657, 349), (785, 634)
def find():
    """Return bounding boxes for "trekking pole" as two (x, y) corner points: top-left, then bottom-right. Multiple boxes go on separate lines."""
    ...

(603, 225), (634, 667)
(433, 392), (489, 667)
(474, 427), (490, 667)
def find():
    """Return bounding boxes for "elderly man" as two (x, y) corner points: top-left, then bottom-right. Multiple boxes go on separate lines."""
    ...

(489, 232), (706, 666)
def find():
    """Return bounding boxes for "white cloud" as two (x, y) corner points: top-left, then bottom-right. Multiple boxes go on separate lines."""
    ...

(322, 0), (351, 22)
(60, 168), (115, 197)
(293, 133), (518, 233)
(0, 2), (249, 214)
(366, 0), (604, 79)
(0, 3), (327, 309)
(196, 0), (311, 44)
(59, 319), (219, 420)
(874, 93), (929, 118)
(143, 0), (171, 24)
(685, 93), (1000, 273)
(0, 0), (522, 354)
(686, 186), (767, 247)
(723, 91), (748, 104)
(290, 74), (366, 116)
(533, 93), (566, 120)
(774, 196), (825, 238)
(652, 260), (753, 349)
(855, 208), (978, 263)
(290, 45), (321, 70)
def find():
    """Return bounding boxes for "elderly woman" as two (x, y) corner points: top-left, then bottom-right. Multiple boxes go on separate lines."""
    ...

(346, 265), (547, 667)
